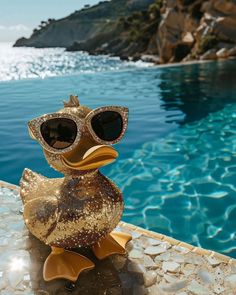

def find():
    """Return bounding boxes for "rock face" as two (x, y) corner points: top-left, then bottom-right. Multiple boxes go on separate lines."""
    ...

(157, 6), (194, 63)
(14, 20), (110, 48)
(14, 0), (236, 64)
(200, 48), (217, 60)
(156, 0), (236, 63)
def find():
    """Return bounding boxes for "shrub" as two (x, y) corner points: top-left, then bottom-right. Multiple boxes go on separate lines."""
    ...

(198, 34), (219, 54)
(129, 28), (141, 41)
(148, 4), (161, 18)
(155, 0), (163, 9)
(132, 11), (143, 19)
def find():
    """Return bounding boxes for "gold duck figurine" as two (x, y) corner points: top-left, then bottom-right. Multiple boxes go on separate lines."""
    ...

(20, 95), (132, 282)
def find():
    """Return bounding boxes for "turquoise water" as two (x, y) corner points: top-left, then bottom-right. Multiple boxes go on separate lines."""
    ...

(0, 44), (236, 257)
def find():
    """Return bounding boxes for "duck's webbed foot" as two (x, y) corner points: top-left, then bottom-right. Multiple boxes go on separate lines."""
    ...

(43, 247), (95, 282)
(92, 231), (132, 260)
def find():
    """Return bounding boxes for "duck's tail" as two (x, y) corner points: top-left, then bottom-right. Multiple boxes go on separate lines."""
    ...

(20, 168), (46, 204)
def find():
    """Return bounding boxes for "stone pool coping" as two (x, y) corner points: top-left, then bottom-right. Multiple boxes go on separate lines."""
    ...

(119, 222), (234, 264)
(1, 180), (236, 294)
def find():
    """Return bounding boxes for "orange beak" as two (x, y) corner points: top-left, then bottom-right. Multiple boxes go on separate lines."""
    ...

(61, 138), (118, 170)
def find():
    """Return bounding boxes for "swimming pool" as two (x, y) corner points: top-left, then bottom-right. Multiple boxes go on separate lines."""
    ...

(0, 57), (235, 257)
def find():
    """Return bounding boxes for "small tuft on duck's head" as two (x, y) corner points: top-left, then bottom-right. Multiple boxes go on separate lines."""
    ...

(60, 95), (91, 118)
(63, 95), (80, 108)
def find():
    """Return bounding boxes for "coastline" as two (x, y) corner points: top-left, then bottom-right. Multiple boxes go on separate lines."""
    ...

(13, 0), (236, 68)
(1, 41), (236, 84)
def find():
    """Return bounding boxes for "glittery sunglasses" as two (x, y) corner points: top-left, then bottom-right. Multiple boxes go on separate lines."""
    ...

(28, 106), (129, 154)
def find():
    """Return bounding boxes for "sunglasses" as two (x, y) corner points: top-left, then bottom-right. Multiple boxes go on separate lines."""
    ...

(28, 106), (129, 154)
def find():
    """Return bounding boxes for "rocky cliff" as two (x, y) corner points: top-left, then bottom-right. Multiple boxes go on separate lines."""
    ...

(156, 0), (236, 63)
(14, 0), (156, 48)
(14, 0), (236, 64)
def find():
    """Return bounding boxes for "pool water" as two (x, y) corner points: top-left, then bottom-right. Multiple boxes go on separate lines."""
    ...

(0, 47), (236, 257)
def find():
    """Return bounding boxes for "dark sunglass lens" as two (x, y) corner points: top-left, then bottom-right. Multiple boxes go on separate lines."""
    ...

(41, 118), (77, 149)
(91, 111), (123, 141)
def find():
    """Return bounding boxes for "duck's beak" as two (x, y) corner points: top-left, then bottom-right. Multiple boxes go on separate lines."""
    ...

(61, 138), (118, 170)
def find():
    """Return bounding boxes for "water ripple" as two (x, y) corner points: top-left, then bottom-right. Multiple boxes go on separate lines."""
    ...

(108, 103), (236, 257)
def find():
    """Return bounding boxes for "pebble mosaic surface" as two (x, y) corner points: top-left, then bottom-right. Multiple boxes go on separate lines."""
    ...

(0, 183), (236, 295)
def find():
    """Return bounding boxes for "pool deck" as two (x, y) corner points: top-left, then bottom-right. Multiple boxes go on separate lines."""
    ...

(0, 180), (236, 295)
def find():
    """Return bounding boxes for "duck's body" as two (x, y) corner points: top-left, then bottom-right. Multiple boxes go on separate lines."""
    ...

(21, 168), (123, 248)
(20, 96), (131, 282)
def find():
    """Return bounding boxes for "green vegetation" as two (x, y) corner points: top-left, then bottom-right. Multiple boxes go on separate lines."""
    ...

(198, 34), (219, 54)
(32, 19), (56, 36)
(116, 0), (163, 43)
(68, 0), (149, 21)
(148, 0), (163, 18)
(67, 0), (164, 56)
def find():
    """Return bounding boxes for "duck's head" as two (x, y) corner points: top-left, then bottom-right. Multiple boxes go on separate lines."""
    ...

(28, 95), (129, 174)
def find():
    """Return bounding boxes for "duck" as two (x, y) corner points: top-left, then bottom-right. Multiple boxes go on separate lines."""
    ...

(20, 95), (132, 282)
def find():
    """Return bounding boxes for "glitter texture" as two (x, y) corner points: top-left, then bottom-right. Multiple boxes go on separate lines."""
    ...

(20, 96), (128, 249)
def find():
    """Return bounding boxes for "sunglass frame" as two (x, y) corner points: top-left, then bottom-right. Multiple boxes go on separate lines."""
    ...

(28, 106), (129, 154)
(85, 106), (129, 145)
(28, 112), (82, 154)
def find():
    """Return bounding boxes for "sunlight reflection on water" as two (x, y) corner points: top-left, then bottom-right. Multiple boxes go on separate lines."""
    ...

(0, 43), (151, 81)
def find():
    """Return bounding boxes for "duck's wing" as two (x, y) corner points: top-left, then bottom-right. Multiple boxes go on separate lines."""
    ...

(23, 194), (59, 244)
(20, 168), (63, 244)
(20, 168), (63, 204)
